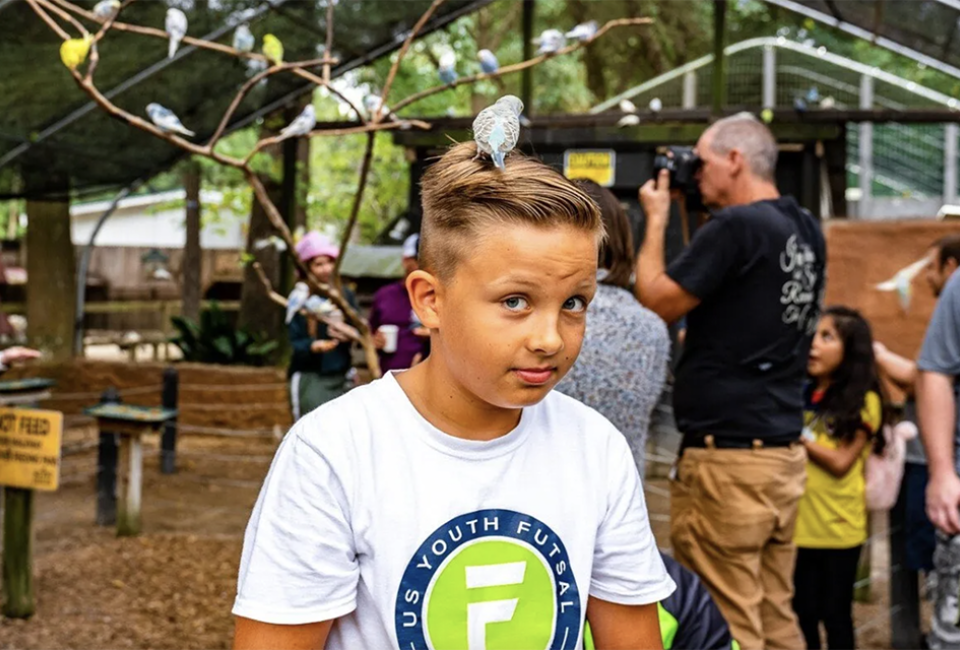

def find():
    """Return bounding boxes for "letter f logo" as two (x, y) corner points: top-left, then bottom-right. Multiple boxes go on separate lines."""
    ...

(465, 562), (527, 650)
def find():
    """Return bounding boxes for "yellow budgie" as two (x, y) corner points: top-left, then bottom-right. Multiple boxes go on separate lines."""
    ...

(262, 34), (283, 64)
(60, 36), (92, 71)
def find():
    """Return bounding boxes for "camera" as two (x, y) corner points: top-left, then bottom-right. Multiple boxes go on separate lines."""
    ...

(652, 146), (702, 194)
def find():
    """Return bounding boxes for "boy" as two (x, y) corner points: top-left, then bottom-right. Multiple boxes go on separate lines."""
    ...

(232, 142), (674, 649)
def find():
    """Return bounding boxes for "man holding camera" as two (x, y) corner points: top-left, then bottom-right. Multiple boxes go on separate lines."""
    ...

(637, 112), (825, 649)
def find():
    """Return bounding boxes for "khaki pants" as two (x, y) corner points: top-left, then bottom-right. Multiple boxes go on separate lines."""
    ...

(670, 444), (807, 650)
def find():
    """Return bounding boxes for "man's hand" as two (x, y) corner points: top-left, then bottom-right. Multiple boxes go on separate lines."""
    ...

(927, 470), (960, 534)
(372, 331), (386, 349)
(310, 339), (338, 354)
(0, 347), (41, 366)
(639, 169), (672, 228)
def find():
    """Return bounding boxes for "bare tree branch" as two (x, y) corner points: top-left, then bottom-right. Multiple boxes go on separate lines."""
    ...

(393, 17), (654, 114)
(376, 0), (447, 122)
(35, 0), (87, 37)
(333, 132), (376, 281)
(252, 262), (361, 343)
(27, 0), (71, 40)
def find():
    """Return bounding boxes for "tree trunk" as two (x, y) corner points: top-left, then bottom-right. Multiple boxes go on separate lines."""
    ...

(181, 160), (202, 322)
(25, 189), (75, 362)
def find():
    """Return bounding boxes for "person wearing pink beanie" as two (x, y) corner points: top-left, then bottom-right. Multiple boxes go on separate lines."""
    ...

(288, 231), (358, 420)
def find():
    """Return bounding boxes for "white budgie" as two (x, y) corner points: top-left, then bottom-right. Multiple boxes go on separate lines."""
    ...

(233, 24), (255, 52)
(165, 8), (188, 59)
(473, 95), (524, 170)
(253, 235), (287, 252)
(619, 99), (637, 114)
(875, 256), (933, 311)
(565, 21), (597, 42)
(649, 97), (663, 113)
(533, 29), (566, 55)
(478, 49), (499, 74)
(146, 103), (195, 137)
(92, 0), (120, 21)
(279, 104), (316, 140)
(286, 282), (310, 324)
(617, 114), (640, 128)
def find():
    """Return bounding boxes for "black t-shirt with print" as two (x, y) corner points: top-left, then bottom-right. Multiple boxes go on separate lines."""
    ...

(667, 196), (826, 441)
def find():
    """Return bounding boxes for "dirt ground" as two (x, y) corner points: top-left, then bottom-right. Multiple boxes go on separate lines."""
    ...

(0, 416), (911, 650)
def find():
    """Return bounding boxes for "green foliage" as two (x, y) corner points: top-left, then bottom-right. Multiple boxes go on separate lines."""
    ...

(170, 302), (278, 366)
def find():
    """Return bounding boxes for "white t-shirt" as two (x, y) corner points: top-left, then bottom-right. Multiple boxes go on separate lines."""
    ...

(233, 372), (675, 649)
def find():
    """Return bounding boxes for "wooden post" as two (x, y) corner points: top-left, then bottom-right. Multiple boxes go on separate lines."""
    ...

(96, 388), (120, 526)
(117, 432), (143, 537)
(711, 0), (727, 117)
(160, 367), (178, 474)
(521, 0), (535, 114)
(2, 487), (34, 618)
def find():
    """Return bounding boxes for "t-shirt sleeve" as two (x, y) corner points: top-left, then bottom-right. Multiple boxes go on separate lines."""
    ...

(666, 214), (742, 301)
(860, 391), (882, 435)
(591, 428), (676, 605)
(233, 423), (358, 624)
(919, 274), (960, 376)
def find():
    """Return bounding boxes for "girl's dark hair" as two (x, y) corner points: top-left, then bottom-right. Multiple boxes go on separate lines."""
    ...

(815, 306), (884, 448)
(575, 179), (634, 290)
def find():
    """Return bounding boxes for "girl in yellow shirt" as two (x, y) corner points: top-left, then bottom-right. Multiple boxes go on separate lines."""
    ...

(794, 306), (883, 650)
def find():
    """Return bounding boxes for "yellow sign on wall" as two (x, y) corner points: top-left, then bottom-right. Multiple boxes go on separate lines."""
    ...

(563, 150), (617, 187)
(0, 408), (63, 491)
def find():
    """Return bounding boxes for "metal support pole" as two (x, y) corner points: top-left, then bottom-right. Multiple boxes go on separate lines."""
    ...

(859, 73), (875, 219)
(682, 71), (698, 109)
(712, 0), (728, 116)
(160, 367), (178, 475)
(945, 123), (958, 206)
(95, 388), (120, 526)
(890, 470), (922, 648)
(762, 45), (776, 109)
(521, 0), (535, 114)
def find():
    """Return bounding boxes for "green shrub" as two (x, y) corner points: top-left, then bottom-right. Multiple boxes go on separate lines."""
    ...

(170, 302), (278, 366)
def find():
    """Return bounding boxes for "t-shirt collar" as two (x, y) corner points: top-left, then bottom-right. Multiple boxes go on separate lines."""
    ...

(382, 371), (533, 459)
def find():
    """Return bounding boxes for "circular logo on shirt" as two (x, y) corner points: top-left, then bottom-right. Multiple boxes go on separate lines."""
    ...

(395, 509), (581, 650)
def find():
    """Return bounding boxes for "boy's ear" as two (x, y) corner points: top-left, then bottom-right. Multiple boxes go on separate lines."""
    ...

(406, 269), (441, 329)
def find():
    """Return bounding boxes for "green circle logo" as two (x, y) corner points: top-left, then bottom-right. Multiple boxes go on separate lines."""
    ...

(395, 509), (582, 650)
(425, 539), (556, 650)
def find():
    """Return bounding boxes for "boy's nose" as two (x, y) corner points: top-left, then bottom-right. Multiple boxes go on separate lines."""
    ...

(527, 318), (564, 356)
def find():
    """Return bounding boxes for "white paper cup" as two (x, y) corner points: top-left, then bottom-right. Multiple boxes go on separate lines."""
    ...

(379, 325), (399, 353)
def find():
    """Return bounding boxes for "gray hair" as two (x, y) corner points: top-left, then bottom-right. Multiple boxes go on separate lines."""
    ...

(707, 112), (778, 181)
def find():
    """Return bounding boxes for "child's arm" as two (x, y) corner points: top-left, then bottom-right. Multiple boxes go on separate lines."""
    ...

(586, 598), (663, 650)
(874, 342), (918, 393)
(802, 428), (869, 478)
(233, 617), (332, 650)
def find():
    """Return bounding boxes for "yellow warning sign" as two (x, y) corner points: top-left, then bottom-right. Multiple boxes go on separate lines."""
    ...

(563, 150), (616, 187)
(0, 408), (63, 491)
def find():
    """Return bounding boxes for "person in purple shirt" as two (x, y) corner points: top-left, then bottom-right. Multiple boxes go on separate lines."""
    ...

(370, 234), (430, 372)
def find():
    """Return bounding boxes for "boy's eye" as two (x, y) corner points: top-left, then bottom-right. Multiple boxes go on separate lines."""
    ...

(503, 296), (529, 312)
(564, 297), (587, 313)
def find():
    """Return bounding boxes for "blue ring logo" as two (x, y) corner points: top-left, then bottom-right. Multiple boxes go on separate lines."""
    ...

(395, 509), (581, 650)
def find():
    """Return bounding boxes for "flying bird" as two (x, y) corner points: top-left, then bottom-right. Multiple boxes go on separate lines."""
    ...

(875, 256), (933, 311)
(92, 0), (120, 21)
(233, 24), (255, 52)
(438, 51), (458, 85)
(146, 103), (195, 137)
(262, 33), (283, 64)
(286, 282), (310, 324)
(473, 95), (524, 170)
(165, 8), (187, 59)
(279, 104), (317, 140)
(565, 21), (598, 42)
(478, 49), (499, 75)
(533, 29), (566, 55)
(60, 36), (92, 71)
(619, 99), (637, 114)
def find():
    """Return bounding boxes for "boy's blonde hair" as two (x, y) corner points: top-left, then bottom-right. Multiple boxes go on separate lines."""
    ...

(419, 142), (604, 279)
